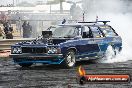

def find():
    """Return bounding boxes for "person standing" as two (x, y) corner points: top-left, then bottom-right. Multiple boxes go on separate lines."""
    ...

(3, 21), (13, 39)
(22, 21), (27, 38)
(22, 21), (32, 38)
(27, 22), (32, 38)
(0, 27), (4, 39)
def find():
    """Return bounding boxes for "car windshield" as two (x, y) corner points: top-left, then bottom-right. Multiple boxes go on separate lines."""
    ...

(50, 26), (77, 38)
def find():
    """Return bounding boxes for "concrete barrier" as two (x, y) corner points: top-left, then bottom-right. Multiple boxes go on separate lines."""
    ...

(0, 38), (35, 50)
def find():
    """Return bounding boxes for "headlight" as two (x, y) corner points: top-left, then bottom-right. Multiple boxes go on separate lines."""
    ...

(12, 47), (22, 54)
(47, 47), (61, 54)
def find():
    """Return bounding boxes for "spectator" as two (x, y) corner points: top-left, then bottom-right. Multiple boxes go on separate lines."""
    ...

(0, 27), (3, 36)
(27, 22), (32, 38)
(0, 27), (4, 39)
(22, 21), (32, 38)
(3, 21), (13, 39)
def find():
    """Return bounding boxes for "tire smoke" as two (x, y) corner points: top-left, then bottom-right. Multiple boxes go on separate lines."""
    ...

(82, 0), (132, 63)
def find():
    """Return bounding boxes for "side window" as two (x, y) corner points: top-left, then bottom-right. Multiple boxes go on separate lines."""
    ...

(90, 26), (103, 38)
(77, 27), (82, 36)
(100, 26), (118, 37)
(82, 26), (90, 38)
(73, 27), (79, 36)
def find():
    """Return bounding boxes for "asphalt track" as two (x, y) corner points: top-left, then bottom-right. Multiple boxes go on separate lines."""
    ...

(0, 58), (132, 88)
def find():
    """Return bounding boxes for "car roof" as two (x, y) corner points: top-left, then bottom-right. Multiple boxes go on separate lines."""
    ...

(58, 21), (110, 28)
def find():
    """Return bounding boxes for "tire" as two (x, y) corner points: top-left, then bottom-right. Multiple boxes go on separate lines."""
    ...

(19, 63), (33, 67)
(104, 45), (120, 59)
(63, 50), (76, 68)
(114, 47), (122, 55)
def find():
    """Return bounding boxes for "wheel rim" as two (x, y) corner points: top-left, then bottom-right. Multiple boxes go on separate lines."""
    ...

(66, 52), (75, 67)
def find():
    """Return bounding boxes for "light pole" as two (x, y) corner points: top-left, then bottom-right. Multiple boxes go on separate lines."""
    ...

(13, 0), (15, 6)
(60, 0), (63, 13)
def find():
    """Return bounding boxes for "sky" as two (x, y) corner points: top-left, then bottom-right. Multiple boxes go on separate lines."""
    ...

(1, 0), (45, 5)
(0, 0), (82, 12)
(0, 0), (82, 5)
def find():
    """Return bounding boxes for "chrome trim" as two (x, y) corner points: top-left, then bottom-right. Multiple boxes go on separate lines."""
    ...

(10, 53), (63, 58)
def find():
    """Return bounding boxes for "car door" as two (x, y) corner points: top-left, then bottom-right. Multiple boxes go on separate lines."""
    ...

(77, 26), (101, 58)
(89, 26), (106, 57)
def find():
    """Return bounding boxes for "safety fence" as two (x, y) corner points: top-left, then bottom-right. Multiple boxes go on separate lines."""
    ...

(0, 38), (35, 50)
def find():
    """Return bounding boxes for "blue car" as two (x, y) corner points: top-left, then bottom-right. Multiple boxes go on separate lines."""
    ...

(10, 21), (122, 68)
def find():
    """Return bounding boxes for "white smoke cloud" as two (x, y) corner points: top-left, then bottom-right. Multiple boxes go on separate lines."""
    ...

(103, 13), (132, 63)
(82, 0), (132, 63)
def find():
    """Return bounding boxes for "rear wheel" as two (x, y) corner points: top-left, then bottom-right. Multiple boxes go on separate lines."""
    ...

(104, 45), (115, 59)
(114, 47), (122, 55)
(104, 45), (121, 59)
(63, 50), (76, 68)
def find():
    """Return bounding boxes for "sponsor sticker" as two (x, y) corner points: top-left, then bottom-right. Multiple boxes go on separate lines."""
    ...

(77, 66), (130, 85)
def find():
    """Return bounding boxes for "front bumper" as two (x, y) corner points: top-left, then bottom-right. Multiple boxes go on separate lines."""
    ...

(10, 53), (64, 64)
(10, 53), (63, 58)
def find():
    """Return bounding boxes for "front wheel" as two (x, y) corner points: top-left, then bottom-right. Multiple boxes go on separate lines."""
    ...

(63, 50), (76, 68)
(19, 63), (33, 67)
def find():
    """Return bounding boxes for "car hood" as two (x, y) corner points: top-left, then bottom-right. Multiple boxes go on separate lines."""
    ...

(15, 38), (71, 46)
